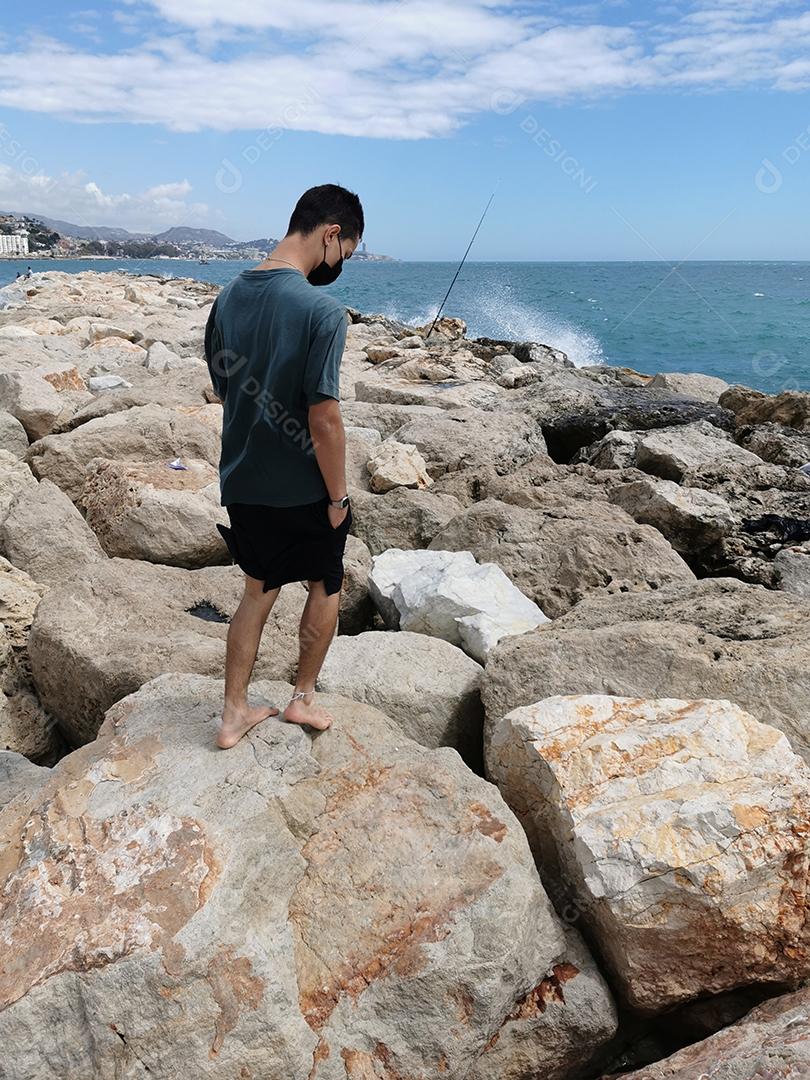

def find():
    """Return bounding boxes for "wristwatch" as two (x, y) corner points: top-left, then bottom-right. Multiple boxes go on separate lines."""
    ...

(329, 495), (350, 509)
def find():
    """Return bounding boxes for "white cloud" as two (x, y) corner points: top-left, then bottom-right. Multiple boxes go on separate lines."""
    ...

(0, 161), (212, 233)
(0, 1), (807, 138)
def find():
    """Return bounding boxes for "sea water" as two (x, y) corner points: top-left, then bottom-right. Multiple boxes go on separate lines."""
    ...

(1, 258), (807, 393)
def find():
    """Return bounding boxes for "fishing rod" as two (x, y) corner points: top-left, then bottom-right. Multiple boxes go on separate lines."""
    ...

(427, 183), (499, 339)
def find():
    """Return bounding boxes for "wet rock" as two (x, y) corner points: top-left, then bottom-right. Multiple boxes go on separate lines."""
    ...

(682, 460), (810, 584)
(526, 382), (735, 464)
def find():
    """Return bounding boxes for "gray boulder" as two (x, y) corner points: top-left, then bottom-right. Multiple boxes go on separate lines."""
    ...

(609, 477), (735, 553)
(0, 477), (107, 586)
(350, 487), (464, 555)
(391, 408), (548, 478)
(429, 497), (694, 618)
(482, 577), (810, 764)
(635, 420), (762, 481)
(28, 558), (306, 745)
(0, 410), (28, 458)
(648, 371), (730, 402)
(317, 630), (484, 767)
(774, 543), (810, 598)
(26, 402), (221, 500)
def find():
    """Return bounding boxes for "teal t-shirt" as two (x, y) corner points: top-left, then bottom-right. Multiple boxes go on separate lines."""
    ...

(204, 268), (347, 507)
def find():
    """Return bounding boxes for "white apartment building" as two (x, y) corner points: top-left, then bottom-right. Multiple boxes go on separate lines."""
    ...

(0, 231), (29, 256)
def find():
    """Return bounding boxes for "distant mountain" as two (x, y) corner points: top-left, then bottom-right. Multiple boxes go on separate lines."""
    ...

(239, 237), (279, 251)
(1, 213), (143, 241)
(154, 226), (235, 245)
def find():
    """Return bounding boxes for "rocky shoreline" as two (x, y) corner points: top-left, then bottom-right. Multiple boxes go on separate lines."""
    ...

(0, 269), (808, 1078)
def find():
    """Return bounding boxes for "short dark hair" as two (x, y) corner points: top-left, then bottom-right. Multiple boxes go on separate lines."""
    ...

(287, 184), (364, 241)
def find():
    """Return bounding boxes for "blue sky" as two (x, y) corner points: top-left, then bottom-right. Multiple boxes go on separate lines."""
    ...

(1, 0), (809, 259)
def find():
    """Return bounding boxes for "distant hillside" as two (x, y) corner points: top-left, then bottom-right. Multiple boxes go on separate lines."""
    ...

(154, 226), (235, 246)
(2, 213), (141, 241)
(0, 212), (393, 259)
(240, 237), (279, 251)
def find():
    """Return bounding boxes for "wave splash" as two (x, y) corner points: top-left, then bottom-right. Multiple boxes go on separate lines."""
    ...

(380, 284), (604, 368)
(471, 283), (605, 367)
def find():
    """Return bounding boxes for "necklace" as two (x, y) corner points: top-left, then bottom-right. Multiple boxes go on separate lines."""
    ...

(264, 256), (304, 273)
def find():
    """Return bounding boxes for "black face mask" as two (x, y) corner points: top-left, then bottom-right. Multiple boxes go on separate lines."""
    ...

(307, 236), (343, 286)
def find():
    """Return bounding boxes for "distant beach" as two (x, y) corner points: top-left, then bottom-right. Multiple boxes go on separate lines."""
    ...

(2, 258), (807, 393)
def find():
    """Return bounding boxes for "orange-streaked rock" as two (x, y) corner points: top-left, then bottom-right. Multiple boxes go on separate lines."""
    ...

(487, 694), (810, 1013)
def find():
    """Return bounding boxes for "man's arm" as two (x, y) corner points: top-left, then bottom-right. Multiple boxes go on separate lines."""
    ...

(308, 399), (348, 527)
(203, 298), (227, 401)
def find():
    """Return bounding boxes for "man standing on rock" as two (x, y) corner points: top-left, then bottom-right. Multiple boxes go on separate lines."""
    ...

(204, 184), (363, 747)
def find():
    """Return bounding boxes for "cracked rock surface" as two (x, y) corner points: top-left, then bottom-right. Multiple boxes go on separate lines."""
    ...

(0, 672), (617, 1080)
(486, 694), (810, 1013)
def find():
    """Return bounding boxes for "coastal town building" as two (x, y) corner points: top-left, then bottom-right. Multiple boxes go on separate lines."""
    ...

(0, 227), (29, 256)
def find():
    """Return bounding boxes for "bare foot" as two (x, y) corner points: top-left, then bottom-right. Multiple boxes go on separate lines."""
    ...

(216, 701), (280, 749)
(283, 691), (333, 731)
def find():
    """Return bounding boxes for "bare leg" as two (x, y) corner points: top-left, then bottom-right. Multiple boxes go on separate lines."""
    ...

(284, 579), (340, 731)
(217, 575), (281, 749)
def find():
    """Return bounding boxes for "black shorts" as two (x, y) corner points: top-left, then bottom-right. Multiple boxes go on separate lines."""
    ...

(217, 496), (353, 595)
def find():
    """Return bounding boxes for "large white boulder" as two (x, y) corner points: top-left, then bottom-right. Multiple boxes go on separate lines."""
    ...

(487, 694), (810, 1013)
(369, 548), (549, 662)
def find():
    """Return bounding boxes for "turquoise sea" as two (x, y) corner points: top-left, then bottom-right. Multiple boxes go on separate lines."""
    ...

(1, 257), (807, 394)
